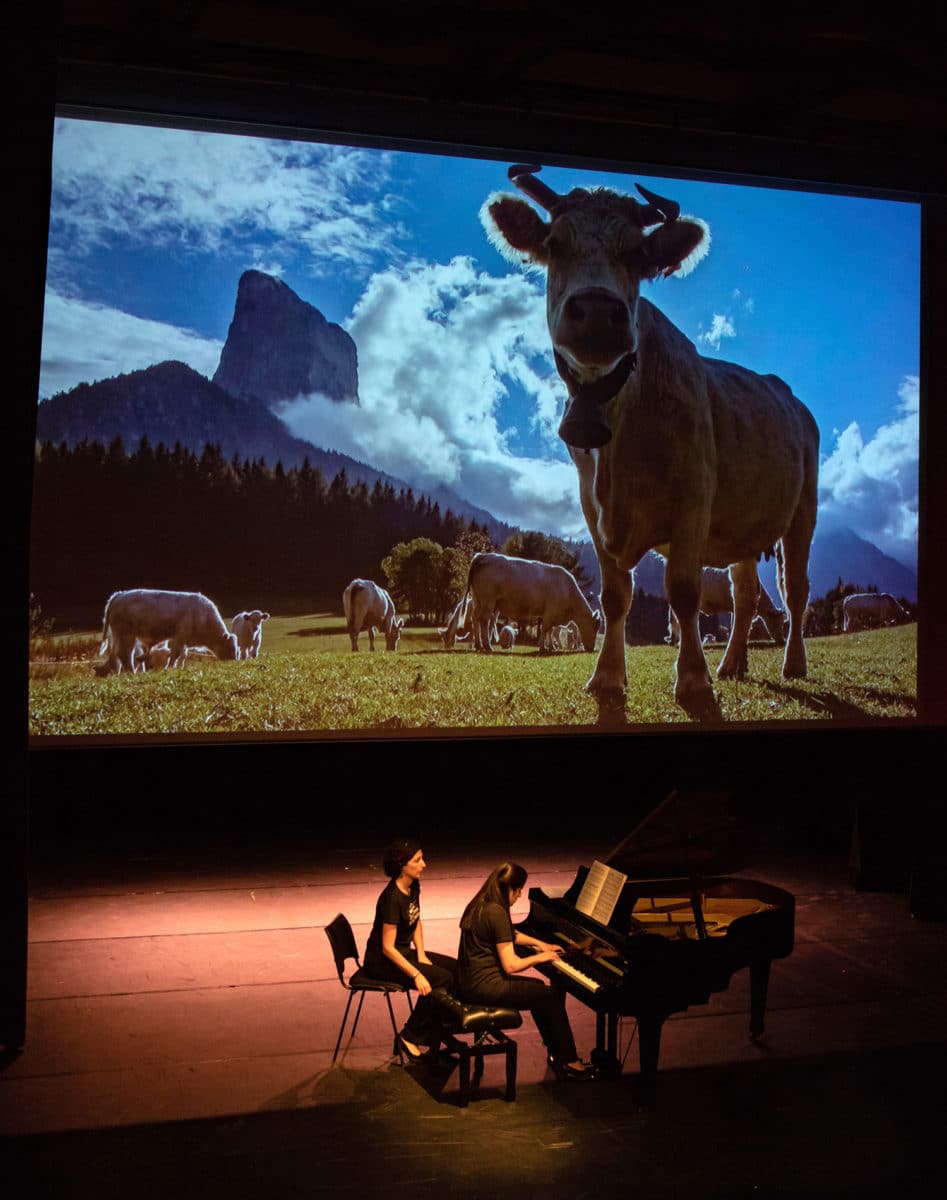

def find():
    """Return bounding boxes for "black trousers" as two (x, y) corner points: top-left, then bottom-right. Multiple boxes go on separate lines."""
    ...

(366, 949), (457, 1047)
(459, 976), (579, 1064)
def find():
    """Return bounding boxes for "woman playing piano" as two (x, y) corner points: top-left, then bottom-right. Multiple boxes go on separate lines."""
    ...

(455, 862), (595, 1080)
(364, 837), (456, 1061)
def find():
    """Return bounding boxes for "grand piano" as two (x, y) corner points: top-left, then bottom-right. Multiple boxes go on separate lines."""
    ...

(517, 791), (795, 1103)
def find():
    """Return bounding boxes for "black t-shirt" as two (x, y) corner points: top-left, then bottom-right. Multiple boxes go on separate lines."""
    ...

(456, 900), (514, 998)
(365, 879), (421, 973)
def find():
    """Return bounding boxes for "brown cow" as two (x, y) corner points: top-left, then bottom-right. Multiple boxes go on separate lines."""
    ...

(481, 165), (818, 710)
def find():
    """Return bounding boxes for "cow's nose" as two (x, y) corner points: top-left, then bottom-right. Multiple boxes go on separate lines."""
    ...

(559, 288), (632, 358)
(562, 288), (629, 330)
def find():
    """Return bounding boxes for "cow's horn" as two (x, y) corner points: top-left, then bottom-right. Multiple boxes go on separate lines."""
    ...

(508, 164), (562, 212)
(635, 183), (680, 223)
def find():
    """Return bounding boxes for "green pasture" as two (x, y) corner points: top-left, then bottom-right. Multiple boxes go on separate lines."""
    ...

(28, 616), (917, 737)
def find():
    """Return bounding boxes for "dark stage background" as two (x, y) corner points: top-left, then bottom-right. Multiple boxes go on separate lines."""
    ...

(8, 5), (947, 1058)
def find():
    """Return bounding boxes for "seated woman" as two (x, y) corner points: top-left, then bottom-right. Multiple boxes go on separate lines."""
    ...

(455, 862), (595, 1080)
(364, 837), (457, 1061)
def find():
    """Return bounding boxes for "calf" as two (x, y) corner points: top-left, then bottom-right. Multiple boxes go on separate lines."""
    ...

(232, 610), (271, 659)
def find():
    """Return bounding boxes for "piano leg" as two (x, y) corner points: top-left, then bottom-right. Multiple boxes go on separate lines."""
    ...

(591, 1011), (622, 1077)
(636, 1015), (662, 1108)
(749, 959), (771, 1039)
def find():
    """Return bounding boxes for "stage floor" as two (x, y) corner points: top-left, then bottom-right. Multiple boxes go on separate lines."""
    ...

(3, 830), (945, 1196)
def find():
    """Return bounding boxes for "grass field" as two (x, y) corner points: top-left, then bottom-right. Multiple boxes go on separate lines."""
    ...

(27, 614), (918, 739)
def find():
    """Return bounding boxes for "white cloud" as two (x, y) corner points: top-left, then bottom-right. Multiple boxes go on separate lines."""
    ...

(698, 313), (736, 351)
(278, 257), (587, 535)
(49, 119), (402, 279)
(818, 375), (919, 567)
(39, 291), (223, 398)
(732, 288), (755, 314)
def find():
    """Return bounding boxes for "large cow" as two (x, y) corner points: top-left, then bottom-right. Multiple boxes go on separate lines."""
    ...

(99, 589), (238, 675)
(232, 609), (270, 659)
(665, 565), (787, 667)
(842, 592), (907, 632)
(481, 165), (818, 709)
(342, 579), (404, 651)
(464, 552), (600, 654)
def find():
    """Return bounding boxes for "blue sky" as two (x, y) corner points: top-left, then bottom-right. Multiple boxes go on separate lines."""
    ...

(40, 116), (920, 568)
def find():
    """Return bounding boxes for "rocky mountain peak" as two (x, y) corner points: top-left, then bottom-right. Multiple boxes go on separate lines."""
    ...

(213, 270), (359, 406)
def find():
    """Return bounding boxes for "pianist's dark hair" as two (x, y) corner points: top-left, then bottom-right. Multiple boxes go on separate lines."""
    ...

(460, 862), (528, 930)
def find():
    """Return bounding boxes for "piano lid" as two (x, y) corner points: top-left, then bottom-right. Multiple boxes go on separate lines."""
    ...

(603, 790), (760, 880)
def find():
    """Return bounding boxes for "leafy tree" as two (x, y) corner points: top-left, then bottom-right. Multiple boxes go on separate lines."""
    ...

(382, 537), (455, 622)
(449, 529), (495, 595)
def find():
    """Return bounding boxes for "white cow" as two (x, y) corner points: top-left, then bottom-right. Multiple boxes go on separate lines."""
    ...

(342, 579), (404, 651)
(482, 165), (818, 709)
(562, 620), (583, 650)
(439, 595), (473, 648)
(842, 592), (907, 632)
(464, 552), (600, 654)
(665, 565), (787, 669)
(232, 609), (270, 659)
(498, 623), (517, 650)
(99, 589), (238, 675)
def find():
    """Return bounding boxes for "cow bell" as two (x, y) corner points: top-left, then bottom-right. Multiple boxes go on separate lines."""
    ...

(558, 393), (613, 449)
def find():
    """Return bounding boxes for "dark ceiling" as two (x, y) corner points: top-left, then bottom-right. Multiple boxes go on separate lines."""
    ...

(48, 3), (945, 195)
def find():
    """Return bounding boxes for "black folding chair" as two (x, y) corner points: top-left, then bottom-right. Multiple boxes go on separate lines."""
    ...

(324, 913), (414, 1065)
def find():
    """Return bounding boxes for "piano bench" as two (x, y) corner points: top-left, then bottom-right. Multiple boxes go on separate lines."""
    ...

(433, 993), (523, 1107)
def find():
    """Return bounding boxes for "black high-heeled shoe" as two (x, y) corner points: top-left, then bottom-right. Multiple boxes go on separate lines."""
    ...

(394, 1033), (424, 1062)
(547, 1054), (596, 1081)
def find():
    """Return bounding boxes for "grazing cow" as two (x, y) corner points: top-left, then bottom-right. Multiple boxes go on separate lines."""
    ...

(498, 623), (517, 650)
(439, 595), (473, 648)
(481, 165), (818, 708)
(342, 579), (404, 651)
(665, 565), (787, 667)
(464, 552), (600, 654)
(562, 620), (583, 650)
(232, 609), (271, 659)
(842, 592), (907, 632)
(99, 589), (238, 675)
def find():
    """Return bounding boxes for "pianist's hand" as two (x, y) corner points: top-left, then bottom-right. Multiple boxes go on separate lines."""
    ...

(531, 949), (564, 965)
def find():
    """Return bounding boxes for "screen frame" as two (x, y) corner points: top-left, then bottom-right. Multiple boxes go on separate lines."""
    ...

(24, 51), (947, 765)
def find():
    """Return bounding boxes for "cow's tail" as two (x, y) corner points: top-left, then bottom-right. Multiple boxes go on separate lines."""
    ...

(342, 582), (361, 630)
(98, 593), (115, 657)
(774, 541), (787, 611)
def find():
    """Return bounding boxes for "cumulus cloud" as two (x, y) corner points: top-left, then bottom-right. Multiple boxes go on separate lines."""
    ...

(698, 313), (736, 351)
(39, 291), (223, 398)
(818, 375), (918, 568)
(277, 257), (586, 535)
(49, 119), (402, 279)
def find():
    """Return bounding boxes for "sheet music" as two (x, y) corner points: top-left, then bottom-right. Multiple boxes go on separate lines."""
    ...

(575, 860), (628, 925)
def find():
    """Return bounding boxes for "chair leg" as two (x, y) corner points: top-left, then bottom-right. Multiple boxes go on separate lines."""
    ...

(349, 991), (367, 1040)
(505, 1039), (517, 1102)
(332, 991), (357, 1065)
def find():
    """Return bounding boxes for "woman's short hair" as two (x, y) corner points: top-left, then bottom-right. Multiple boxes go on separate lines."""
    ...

(382, 837), (421, 879)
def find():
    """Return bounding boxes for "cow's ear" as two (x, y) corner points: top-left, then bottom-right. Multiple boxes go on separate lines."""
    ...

(480, 192), (550, 267)
(262, 613), (270, 621)
(642, 216), (710, 279)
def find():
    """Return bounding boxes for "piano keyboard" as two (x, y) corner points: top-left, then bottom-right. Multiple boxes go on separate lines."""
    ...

(550, 957), (602, 992)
